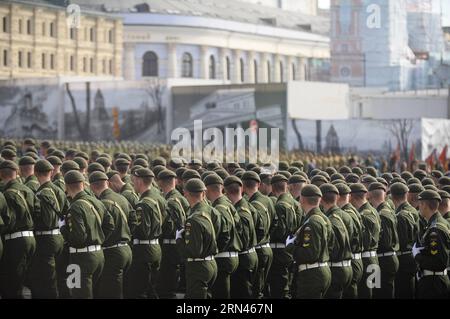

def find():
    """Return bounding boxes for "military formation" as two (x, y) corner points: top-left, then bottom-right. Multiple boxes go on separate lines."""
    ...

(0, 138), (449, 299)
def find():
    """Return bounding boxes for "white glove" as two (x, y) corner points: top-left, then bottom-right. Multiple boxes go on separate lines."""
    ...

(412, 243), (424, 257)
(58, 218), (66, 229)
(286, 235), (296, 246)
(176, 228), (185, 240)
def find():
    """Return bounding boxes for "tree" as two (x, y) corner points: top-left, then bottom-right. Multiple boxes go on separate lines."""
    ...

(383, 119), (414, 162)
(146, 79), (166, 134)
(65, 82), (92, 141)
(291, 118), (304, 151)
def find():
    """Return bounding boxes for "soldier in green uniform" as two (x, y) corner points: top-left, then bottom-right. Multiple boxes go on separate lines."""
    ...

(115, 158), (132, 185)
(437, 190), (450, 225)
(156, 169), (189, 298)
(336, 183), (364, 299)
(408, 184), (427, 239)
(349, 183), (380, 299)
(89, 172), (135, 299)
(0, 160), (37, 298)
(60, 170), (115, 299)
(368, 182), (399, 299)
(19, 156), (40, 193)
(286, 185), (332, 299)
(320, 184), (353, 299)
(125, 168), (164, 299)
(204, 173), (242, 299)
(242, 171), (274, 299)
(176, 179), (218, 299)
(391, 183), (419, 299)
(0, 193), (6, 263)
(47, 156), (65, 192)
(30, 160), (68, 298)
(414, 190), (450, 299)
(267, 174), (298, 299)
(224, 176), (258, 299)
(107, 170), (139, 208)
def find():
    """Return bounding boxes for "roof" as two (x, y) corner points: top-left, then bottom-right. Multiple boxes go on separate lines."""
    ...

(71, 0), (329, 35)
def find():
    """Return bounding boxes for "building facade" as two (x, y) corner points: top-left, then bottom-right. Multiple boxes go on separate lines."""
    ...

(0, 0), (123, 79)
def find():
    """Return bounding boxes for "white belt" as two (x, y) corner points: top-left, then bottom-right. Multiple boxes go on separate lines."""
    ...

(362, 251), (377, 258)
(187, 255), (214, 262)
(35, 229), (60, 236)
(397, 251), (412, 256)
(352, 253), (362, 260)
(269, 243), (286, 249)
(255, 243), (270, 249)
(422, 269), (448, 277)
(162, 239), (177, 244)
(103, 243), (129, 250)
(298, 262), (328, 272)
(4, 231), (34, 240)
(133, 239), (159, 245)
(215, 251), (238, 258)
(69, 245), (101, 254)
(330, 260), (352, 267)
(377, 251), (396, 258)
(239, 247), (256, 255)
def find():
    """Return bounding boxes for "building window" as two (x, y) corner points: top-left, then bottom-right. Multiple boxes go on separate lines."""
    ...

(27, 19), (31, 35)
(18, 19), (22, 34)
(90, 58), (94, 73)
(254, 60), (258, 83)
(27, 52), (31, 68)
(50, 22), (55, 37)
(70, 55), (74, 71)
(103, 59), (106, 74)
(292, 63), (296, 80)
(70, 28), (75, 40)
(209, 55), (215, 79)
(182, 52), (193, 78)
(50, 54), (54, 69)
(240, 58), (245, 83)
(109, 59), (113, 74)
(108, 29), (113, 43)
(18, 51), (23, 68)
(90, 28), (95, 42)
(267, 61), (271, 82)
(42, 53), (46, 69)
(226, 57), (230, 81)
(142, 51), (158, 76)
(42, 22), (46, 36)
(83, 57), (87, 72)
(2, 16), (8, 33)
(280, 61), (284, 82)
(3, 50), (8, 66)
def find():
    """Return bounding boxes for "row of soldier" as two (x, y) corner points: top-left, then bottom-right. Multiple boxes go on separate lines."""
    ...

(0, 139), (448, 298)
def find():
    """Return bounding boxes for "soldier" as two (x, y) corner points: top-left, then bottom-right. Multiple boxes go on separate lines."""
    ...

(89, 171), (135, 299)
(437, 190), (450, 226)
(0, 192), (5, 262)
(156, 169), (189, 299)
(19, 156), (40, 193)
(391, 182), (419, 299)
(318, 184), (352, 299)
(336, 183), (364, 299)
(368, 182), (399, 299)
(204, 173), (242, 299)
(125, 168), (164, 299)
(107, 170), (139, 208)
(241, 171), (274, 299)
(224, 176), (258, 299)
(267, 174), (298, 299)
(47, 156), (65, 192)
(349, 183), (380, 299)
(176, 179), (218, 299)
(286, 185), (332, 299)
(60, 170), (115, 299)
(115, 158), (132, 184)
(30, 160), (68, 298)
(414, 190), (450, 299)
(0, 160), (37, 298)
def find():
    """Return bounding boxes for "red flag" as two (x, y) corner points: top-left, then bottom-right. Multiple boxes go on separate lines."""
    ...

(426, 148), (437, 169)
(439, 145), (448, 168)
(393, 143), (401, 162)
(408, 143), (416, 165)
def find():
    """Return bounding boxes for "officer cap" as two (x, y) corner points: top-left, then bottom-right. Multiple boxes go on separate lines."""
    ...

(288, 167), (301, 175)
(234, 169), (244, 179)
(376, 177), (388, 187)
(241, 171), (261, 183)
(381, 173), (393, 183)
(133, 158), (149, 168)
(75, 152), (89, 161)
(158, 169), (176, 180)
(278, 170), (292, 180)
(52, 150), (65, 159)
(89, 171), (108, 184)
(438, 176), (450, 186)
(320, 183), (339, 195)
(390, 182), (409, 196)
(413, 169), (427, 181)
(278, 161), (289, 171)
(246, 163), (258, 171)
(400, 171), (414, 181)
(421, 177), (435, 186)
(288, 174), (307, 184)
(338, 166), (352, 174)
(1, 149), (16, 158)
(65, 149), (77, 158)
(26, 152), (40, 160)
(224, 176), (242, 187)
(64, 170), (85, 184)
(366, 167), (378, 178)
(309, 168), (321, 178)
(152, 157), (166, 167)
(23, 138), (35, 146)
(35, 160), (54, 173)
(201, 171), (215, 181)
(227, 162), (241, 169)
(271, 174), (288, 185)
(182, 169), (201, 181)
(441, 185), (450, 194)
(408, 183), (425, 194)
(368, 182), (386, 192)
(18, 156), (36, 166)
(134, 168), (155, 178)
(424, 185), (439, 192)
(214, 168), (230, 180)
(407, 177), (421, 185)
(390, 177), (406, 185)
(301, 185), (322, 198)
(438, 190), (450, 200)
(176, 167), (187, 179)
(352, 167), (364, 176)
(345, 173), (360, 184)
(152, 165), (166, 179)
(24, 146), (38, 155)
(260, 173), (272, 184)
(330, 173), (345, 182)
(106, 170), (120, 179)
(325, 167), (338, 176)
(0, 160), (18, 171)
(46, 156), (62, 166)
(168, 158), (184, 169)
(96, 157), (112, 168)
(118, 153), (132, 162)
(184, 178), (206, 193)
(335, 183), (351, 195)
(135, 154), (148, 161)
(61, 160), (80, 172)
(350, 183), (368, 194)
(206, 161), (221, 171)
(291, 161), (304, 169)
(418, 190), (441, 202)
(73, 157), (87, 170)
(310, 174), (328, 186)
(115, 158), (130, 167)
(204, 173), (224, 186)
(431, 170), (443, 179)
(87, 162), (105, 174)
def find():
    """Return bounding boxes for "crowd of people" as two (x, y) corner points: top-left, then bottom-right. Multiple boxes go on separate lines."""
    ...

(0, 138), (448, 299)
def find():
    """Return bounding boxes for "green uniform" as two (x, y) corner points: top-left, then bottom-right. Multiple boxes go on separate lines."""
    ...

(0, 179), (37, 298)
(442, 212), (450, 226)
(52, 173), (65, 192)
(415, 213), (450, 299)
(395, 202), (419, 299)
(121, 174), (132, 185)
(158, 188), (189, 298)
(373, 202), (399, 299)
(30, 181), (67, 298)
(176, 201), (218, 299)
(287, 207), (332, 299)
(120, 183), (139, 209)
(358, 202), (381, 299)
(97, 188), (135, 299)
(60, 190), (115, 299)
(341, 203), (364, 299)
(211, 195), (242, 299)
(24, 175), (40, 193)
(0, 193), (7, 267)
(324, 206), (353, 299)
(125, 188), (165, 299)
(231, 197), (258, 299)
(248, 191), (274, 299)
(268, 193), (299, 299)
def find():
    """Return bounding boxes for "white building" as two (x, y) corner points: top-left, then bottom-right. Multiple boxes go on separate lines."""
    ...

(74, 0), (330, 83)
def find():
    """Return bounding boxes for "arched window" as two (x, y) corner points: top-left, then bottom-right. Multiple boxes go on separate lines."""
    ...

(226, 57), (231, 80)
(240, 58), (245, 83)
(182, 52), (193, 78)
(292, 63), (296, 80)
(267, 61), (271, 83)
(254, 60), (258, 83)
(142, 51), (158, 76)
(280, 61), (284, 82)
(209, 55), (215, 79)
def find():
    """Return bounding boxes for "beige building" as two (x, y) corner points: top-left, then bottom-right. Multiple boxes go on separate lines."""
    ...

(0, 0), (123, 79)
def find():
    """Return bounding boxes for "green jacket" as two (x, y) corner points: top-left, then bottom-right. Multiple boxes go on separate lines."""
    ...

(376, 202), (399, 254)
(162, 188), (189, 239)
(441, 212), (450, 226)
(177, 200), (218, 259)
(121, 174), (132, 185)
(234, 197), (257, 251)
(52, 173), (65, 192)
(24, 175), (40, 193)
(270, 193), (299, 243)
(133, 188), (166, 241)
(358, 202), (381, 252)
(98, 188), (136, 246)
(341, 202), (364, 254)
(60, 190), (115, 248)
(0, 193), (7, 235)
(248, 191), (275, 245)
(395, 202), (418, 253)
(120, 183), (139, 209)
(325, 205), (352, 262)
(35, 181), (69, 231)
(212, 195), (242, 253)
